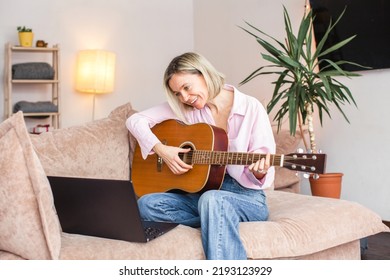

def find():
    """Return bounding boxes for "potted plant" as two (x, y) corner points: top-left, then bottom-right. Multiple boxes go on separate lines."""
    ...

(17, 26), (34, 47)
(240, 6), (366, 198)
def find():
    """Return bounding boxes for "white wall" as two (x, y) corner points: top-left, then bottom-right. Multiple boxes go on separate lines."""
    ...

(0, 0), (194, 127)
(193, 0), (307, 121)
(1, 0), (389, 221)
(194, 0), (390, 221)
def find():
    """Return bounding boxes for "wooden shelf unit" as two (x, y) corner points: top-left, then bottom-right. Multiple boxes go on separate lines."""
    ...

(4, 42), (61, 128)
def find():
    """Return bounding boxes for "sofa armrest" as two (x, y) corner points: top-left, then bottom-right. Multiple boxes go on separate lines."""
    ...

(0, 250), (25, 260)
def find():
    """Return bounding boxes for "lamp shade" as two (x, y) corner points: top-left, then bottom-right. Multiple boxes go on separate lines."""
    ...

(75, 50), (116, 94)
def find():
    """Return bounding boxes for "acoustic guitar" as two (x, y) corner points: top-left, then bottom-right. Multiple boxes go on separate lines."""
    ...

(132, 119), (326, 197)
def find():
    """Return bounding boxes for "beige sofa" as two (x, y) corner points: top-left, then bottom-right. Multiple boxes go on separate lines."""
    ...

(0, 102), (388, 260)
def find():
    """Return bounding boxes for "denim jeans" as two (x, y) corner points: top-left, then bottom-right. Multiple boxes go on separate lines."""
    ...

(137, 174), (269, 260)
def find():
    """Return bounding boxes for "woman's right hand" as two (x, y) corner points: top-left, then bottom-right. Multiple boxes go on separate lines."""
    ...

(153, 143), (193, 175)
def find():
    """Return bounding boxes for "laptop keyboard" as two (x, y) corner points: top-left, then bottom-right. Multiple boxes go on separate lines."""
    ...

(142, 220), (177, 241)
(144, 226), (162, 238)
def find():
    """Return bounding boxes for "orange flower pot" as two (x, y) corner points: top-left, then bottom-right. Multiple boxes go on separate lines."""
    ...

(309, 173), (343, 199)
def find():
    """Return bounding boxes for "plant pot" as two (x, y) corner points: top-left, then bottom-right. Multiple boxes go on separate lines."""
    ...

(18, 32), (34, 47)
(309, 172), (343, 199)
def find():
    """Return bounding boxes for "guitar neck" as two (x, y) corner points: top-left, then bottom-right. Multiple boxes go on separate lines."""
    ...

(183, 150), (284, 167)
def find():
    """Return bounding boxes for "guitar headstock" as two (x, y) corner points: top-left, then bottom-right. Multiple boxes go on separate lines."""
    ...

(283, 153), (327, 174)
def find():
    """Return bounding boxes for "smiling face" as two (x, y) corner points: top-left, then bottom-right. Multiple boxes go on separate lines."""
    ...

(168, 72), (209, 110)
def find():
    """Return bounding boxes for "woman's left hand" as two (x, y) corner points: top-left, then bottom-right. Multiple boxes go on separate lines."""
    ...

(248, 153), (270, 179)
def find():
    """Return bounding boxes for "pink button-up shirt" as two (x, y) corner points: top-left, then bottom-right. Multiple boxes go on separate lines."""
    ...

(126, 85), (275, 190)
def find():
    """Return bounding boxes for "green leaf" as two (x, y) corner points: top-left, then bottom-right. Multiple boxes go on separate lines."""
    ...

(240, 5), (361, 147)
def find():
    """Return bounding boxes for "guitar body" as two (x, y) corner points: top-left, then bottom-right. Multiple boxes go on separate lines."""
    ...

(132, 120), (228, 197)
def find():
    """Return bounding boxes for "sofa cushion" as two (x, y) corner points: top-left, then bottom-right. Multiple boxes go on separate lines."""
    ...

(273, 127), (304, 155)
(272, 128), (304, 191)
(31, 102), (137, 180)
(59, 190), (388, 260)
(0, 112), (61, 259)
(240, 190), (389, 259)
(59, 225), (205, 260)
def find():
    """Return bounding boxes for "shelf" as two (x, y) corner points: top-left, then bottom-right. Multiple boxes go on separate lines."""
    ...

(11, 46), (59, 52)
(4, 42), (61, 129)
(23, 112), (59, 117)
(12, 79), (59, 84)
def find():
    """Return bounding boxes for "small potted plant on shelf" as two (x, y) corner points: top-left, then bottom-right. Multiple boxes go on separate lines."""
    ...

(17, 26), (34, 47)
(240, 6), (367, 198)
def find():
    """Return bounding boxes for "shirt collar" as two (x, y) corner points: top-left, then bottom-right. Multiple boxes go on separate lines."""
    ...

(225, 84), (247, 116)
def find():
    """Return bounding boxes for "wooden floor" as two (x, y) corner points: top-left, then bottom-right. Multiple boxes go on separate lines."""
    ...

(361, 231), (390, 260)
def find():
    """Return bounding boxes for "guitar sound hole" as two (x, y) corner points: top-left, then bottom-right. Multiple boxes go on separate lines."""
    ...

(179, 143), (195, 165)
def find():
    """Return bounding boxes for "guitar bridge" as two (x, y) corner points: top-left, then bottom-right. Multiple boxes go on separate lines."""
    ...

(157, 155), (163, 172)
(156, 139), (167, 172)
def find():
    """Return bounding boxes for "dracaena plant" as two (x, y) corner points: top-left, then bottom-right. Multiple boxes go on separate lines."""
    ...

(240, 6), (365, 153)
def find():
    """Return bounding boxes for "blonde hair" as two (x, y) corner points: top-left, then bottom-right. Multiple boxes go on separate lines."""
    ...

(163, 52), (225, 123)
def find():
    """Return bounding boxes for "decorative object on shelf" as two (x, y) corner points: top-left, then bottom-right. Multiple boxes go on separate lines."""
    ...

(36, 40), (48, 47)
(12, 62), (54, 79)
(29, 124), (53, 134)
(17, 26), (34, 47)
(239, 5), (367, 198)
(75, 49), (116, 121)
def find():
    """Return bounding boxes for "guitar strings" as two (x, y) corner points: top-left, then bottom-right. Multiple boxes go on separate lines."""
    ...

(181, 151), (320, 174)
(182, 150), (282, 165)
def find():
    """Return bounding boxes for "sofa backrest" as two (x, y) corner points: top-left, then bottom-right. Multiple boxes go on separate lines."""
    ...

(30, 102), (137, 180)
(272, 127), (305, 192)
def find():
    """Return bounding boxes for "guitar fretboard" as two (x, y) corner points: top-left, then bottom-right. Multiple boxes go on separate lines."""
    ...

(181, 150), (284, 166)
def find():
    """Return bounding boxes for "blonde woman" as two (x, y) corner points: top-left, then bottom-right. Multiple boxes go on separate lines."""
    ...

(126, 52), (275, 260)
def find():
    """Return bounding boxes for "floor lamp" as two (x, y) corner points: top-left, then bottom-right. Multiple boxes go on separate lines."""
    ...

(75, 50), (116, 120)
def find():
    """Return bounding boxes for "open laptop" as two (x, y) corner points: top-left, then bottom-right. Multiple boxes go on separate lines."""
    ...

(47, 176), (178, 243)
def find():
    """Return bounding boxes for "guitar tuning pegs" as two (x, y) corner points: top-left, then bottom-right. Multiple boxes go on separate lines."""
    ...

(291, 164), (297, 169)
(317, 149), (323, 154)
(312, 173), (320, 180)
(296, 148), (304, 153)
(303, 173), (310, 179)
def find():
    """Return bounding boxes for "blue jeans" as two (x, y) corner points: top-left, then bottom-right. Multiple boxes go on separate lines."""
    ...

(137, 174), (269, 260)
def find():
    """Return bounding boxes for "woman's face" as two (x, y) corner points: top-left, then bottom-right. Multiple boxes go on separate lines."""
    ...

(168, 72), (208, 110)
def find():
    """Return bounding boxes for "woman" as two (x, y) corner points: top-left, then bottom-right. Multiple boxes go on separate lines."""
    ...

(126, 52), (275, 260)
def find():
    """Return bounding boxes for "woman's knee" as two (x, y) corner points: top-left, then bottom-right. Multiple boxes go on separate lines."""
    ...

(198, 190), (222, 209)
(137, 194), (162, 219)
(138, 194), (154, 209)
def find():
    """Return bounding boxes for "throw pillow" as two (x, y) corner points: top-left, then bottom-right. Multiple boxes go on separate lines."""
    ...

(0, 112), (61, 259)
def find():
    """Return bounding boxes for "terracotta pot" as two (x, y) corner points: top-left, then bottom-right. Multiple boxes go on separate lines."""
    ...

(309, 173), (343, 199)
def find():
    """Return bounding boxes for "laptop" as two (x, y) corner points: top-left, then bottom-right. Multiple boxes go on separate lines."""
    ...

(47, 176), (178, 243)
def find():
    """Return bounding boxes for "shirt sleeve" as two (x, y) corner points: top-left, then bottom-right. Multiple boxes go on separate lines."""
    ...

(226, 91), (276, 190)
(125, 102), (177, 159)
(246, 101), (276, 189)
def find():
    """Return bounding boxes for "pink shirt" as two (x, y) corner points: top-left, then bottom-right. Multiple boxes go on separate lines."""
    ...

(126, 85), (275, 190)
